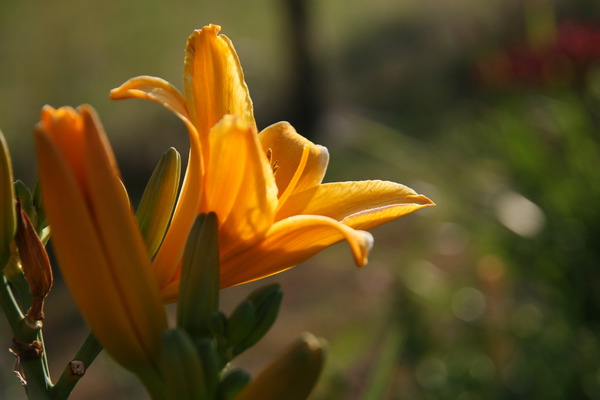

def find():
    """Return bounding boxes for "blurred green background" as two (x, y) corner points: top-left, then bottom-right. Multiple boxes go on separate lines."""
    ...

(2, 0), (600, 399)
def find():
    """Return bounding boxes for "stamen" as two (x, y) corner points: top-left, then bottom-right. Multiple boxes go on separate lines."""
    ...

(266, 148), (280, 175)
(276, 144), (310, 210)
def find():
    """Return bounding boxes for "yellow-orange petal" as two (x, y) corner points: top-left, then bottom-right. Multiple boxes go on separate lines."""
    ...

(109, 76), (199, 139)
(219, 215), (373, 288)
(202, 115), (278, 254)
(277, 180), (435, 230)
(38, 106), (87, 190)
(35, 107), (167, 371)
(110, 77), (204, 289)
(258, 122), (329, 205)
(183, 24), (255, 138)
(80, 105), (167, 329)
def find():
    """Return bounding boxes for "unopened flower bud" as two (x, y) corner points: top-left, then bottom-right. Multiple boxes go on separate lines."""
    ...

(232, 283), (282, 356)
(14, 199), (53, 321)
(236, 333), (327, 400)
(136, 147), (181, 258)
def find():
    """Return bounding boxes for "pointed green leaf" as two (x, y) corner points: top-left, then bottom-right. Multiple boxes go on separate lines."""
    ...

(14, 180), (37, 228)
(32, 181), (47, 233)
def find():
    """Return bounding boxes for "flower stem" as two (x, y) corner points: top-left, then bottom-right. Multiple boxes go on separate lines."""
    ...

(51, 332), (103, 400)
(0, 271), (23, 332)
(1, 273), (52, 399)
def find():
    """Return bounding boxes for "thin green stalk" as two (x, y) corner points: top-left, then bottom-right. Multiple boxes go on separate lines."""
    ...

(37, 330), (51, 383)
(51, 332), (103, 400)
(8, 273), (32, 312)
(0, 272), (24, 332)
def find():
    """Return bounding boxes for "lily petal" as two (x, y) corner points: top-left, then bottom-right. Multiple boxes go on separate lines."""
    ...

(110, 76), (192, 131)
(278, 180), (435, 230)
(112, 79), (206, 288)
(35, 106), (167, 371)
(184, 24), (255, 138)
(258, 122), (329, 204)
(202, 115), (278, 254)
(80, 106), (166, 325)
(219, 215), (374, 288)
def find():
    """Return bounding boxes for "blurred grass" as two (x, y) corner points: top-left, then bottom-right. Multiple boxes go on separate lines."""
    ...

(3, 0), (600, 399)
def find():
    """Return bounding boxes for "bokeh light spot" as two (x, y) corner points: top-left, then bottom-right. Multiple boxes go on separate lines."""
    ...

(451, 287), (486, 322)
(416, 356), (448, 390)
(494, 191), (546, 237)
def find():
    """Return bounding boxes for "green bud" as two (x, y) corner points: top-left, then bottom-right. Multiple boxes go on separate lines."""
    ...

(208, 311), (228, 339)
(177, 213), (219, 339)
(233, 283), (282, 356)
(196, 339), (219, 399)
(235, 333), (327, 400)
(0, 129), (16, 270)
(227, 300), (256, 346)
(217, 368), (251, 400)
(158, 328), (207, 400)
(136, 147), (181, 257)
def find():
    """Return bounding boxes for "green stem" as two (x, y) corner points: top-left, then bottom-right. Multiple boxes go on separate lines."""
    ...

(8, 273), (32, 312)
(51, 332), (103, 400)
(20, 356), (53, 400)
(1, 273), (52, 399)
(37, 330), (50, 382)
(0, 272), (24, 332)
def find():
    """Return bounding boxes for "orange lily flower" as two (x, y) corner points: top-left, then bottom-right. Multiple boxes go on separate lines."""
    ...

(110, 24), (434, 301)
(35, 105), (167, 380)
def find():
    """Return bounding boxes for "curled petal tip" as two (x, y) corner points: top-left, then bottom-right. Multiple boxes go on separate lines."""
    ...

(412, 194), (436, 207)
(355, 230), (374, 267)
